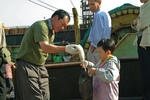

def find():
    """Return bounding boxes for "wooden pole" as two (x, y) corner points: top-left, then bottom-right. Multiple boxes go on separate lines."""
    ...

(72, 8), (80, 44)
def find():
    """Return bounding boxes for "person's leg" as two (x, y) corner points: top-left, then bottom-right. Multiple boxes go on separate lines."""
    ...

(138, 37), (150, 100)
(93, 49), (100, 64)
(14, 60), (49, 100)
(0, 66), (6, 100)
(39, 67), (50, 100)
(87, 47), (96, 64)
(140, 47), (150, 100)
(15, 60), (34, 100)
(87, 47), (100, 65)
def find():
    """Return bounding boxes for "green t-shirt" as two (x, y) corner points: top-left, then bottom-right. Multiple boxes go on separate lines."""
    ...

(17, 20), (55, 65)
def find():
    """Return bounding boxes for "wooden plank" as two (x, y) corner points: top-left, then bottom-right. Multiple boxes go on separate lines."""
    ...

(45, 61), (81, 68)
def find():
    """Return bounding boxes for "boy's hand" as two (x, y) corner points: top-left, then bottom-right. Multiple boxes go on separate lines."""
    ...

(88, 68), (96, 74)
(81, 60), (88, 67)
(80, 60), (95, 68)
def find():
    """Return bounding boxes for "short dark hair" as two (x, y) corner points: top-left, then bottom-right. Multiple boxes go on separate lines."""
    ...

(51, 9), (70, 22)
(97, 39), (115, 53)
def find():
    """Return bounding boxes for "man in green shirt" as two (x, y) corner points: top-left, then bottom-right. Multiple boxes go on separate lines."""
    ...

(15, 9), (81, 100)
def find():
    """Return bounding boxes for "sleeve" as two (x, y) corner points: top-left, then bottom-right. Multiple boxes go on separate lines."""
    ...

(88, 15), (104, 47)
(33, 22), (49, 43)
(95, 60), (120, 83)
(94, 14), (104, 47)
(88, 28), (93, 43)
(97, 12), (111, 39)
(93, 12), (110, 47)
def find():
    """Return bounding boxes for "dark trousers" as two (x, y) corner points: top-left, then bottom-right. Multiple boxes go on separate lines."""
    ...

(137, 37), (150, 100)
(0, 65), (7, 100)
(14, 60), (50, 100)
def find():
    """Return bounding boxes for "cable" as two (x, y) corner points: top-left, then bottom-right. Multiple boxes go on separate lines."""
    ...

(70, 0), (75, 8)
(37, 0), (83, 18)
(28, 0), (56, 11)
(28, 0), (83, 20)
(37, 0), (58, 10)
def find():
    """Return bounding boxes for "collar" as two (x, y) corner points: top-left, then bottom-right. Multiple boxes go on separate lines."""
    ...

(47, 18), (54, 37)
(95, 8), (100, 14)
(101, 55), (114, 63)
(48, 18), (52, 30)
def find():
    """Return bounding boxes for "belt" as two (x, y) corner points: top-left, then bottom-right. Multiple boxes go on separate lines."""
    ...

(16, 59), (44, 67)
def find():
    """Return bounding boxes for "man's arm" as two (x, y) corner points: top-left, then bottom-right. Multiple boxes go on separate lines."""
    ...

(39, 41), (65, 53)
(39, 41), (83, 55)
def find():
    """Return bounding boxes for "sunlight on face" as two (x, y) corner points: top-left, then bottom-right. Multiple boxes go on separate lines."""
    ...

(88, 0), (99, 13)
(54, 16), (69, 32)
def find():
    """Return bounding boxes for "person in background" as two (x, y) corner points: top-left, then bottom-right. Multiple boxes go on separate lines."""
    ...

(135, 0), (150, 99)
(82, 39), (120, 100)
(0, 22), (15, 100)
(15, 9), (81, 100)
(79, 0), (111, 100)
(87, 0), (111, 64)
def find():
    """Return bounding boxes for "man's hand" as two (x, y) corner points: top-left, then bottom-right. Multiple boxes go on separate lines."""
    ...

(5, 62), (16, 79)
(8, 62), (16, 69)
(131, 18), (138, 30)
(65, 44), (81, 54)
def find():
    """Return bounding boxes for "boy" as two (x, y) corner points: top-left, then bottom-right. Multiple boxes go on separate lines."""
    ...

(83, 39), (120, 100)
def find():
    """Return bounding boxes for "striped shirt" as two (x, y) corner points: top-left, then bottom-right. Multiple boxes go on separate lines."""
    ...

(88, 8), (111, 48)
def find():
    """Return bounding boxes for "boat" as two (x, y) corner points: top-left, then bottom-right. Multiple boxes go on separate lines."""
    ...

(5, 3), (142, 100)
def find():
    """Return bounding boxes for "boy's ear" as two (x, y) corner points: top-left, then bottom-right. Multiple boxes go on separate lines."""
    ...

(107, 50), (111, 55)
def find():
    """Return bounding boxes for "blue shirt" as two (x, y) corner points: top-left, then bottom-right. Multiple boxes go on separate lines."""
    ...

(88, 8), (111, 47)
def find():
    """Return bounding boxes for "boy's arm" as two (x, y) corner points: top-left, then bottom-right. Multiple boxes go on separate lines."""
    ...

(96, 60), (120, 83)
